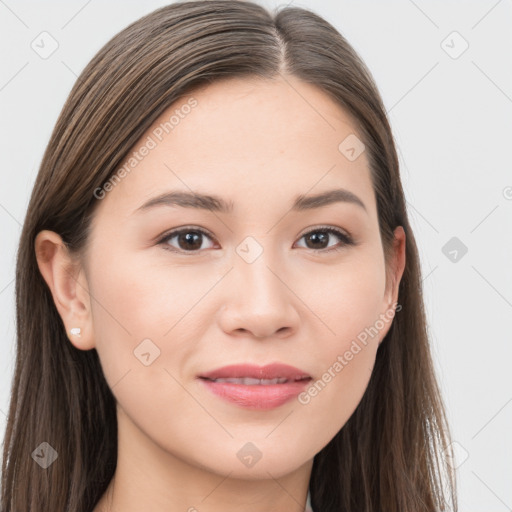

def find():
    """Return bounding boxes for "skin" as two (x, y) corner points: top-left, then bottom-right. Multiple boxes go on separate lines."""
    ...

(35, 75), (405, 512)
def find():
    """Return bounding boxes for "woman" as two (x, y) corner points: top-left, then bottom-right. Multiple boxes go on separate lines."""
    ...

(1, 1), (457, 511)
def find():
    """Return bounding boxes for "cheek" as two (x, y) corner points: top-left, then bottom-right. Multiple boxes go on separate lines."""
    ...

(295, 246), (386, 345)
(293, 253), (386, 436)
(86, 249), (180, 384)
(87, 252), (206, 441)
(87, 246), (226, 411)
(89, 247), (203, 339)
(296, 317), (380, 449)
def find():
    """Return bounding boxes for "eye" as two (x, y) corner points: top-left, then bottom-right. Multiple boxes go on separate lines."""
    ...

(157, 225), (355, 254)
(294, 226), (355, 253)
(158, 226), (216, 253)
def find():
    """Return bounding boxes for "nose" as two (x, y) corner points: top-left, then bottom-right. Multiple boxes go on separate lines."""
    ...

(216, 251), (300, 340)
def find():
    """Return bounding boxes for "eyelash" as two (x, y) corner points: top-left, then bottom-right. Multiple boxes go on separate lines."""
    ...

(157, 225), (355, 255)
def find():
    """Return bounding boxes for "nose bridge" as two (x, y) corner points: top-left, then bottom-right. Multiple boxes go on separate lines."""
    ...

(217, 234), (298, 337)
(234, 235), (287, 307)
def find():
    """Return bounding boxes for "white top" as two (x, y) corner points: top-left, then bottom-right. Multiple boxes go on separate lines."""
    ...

(304, 490), (313, 512)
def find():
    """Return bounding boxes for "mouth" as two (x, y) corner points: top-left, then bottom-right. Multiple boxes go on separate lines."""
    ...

(197, 363), (312, 410)
(197, 363), (312, 382)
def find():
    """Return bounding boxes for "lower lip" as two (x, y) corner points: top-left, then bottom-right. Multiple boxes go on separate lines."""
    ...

(198, 378), (311, 410)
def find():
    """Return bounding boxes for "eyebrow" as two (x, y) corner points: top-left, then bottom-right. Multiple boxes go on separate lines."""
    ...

(134, 188), (367, 214)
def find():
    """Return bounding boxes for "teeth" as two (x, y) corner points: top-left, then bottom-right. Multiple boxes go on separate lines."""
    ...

(209, 377), (289, 385)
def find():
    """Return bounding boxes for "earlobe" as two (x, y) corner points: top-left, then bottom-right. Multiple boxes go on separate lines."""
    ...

(34, 230), (95, 351)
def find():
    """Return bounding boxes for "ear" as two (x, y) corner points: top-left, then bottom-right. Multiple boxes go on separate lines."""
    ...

(34, 230), (95, 350)
(378, 225), (406, 344)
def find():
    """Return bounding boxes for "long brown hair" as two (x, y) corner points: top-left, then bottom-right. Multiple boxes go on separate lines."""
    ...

(1, 1), (457, 510)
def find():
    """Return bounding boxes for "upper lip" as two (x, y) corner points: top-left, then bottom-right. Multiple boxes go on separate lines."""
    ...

(198, 363), (311, 381)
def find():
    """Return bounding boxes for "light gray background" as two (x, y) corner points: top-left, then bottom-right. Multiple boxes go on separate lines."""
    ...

(1, 1), (511, 510)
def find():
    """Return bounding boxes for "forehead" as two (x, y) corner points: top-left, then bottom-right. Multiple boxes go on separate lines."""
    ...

(92, 75), (374, 222)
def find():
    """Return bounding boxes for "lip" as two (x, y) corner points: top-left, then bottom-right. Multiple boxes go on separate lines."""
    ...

(197, 364), (312, 410)
(198, 363), (311, 381)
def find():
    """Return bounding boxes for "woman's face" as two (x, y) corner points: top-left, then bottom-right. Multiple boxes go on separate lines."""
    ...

(71, 76), (404, 479)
